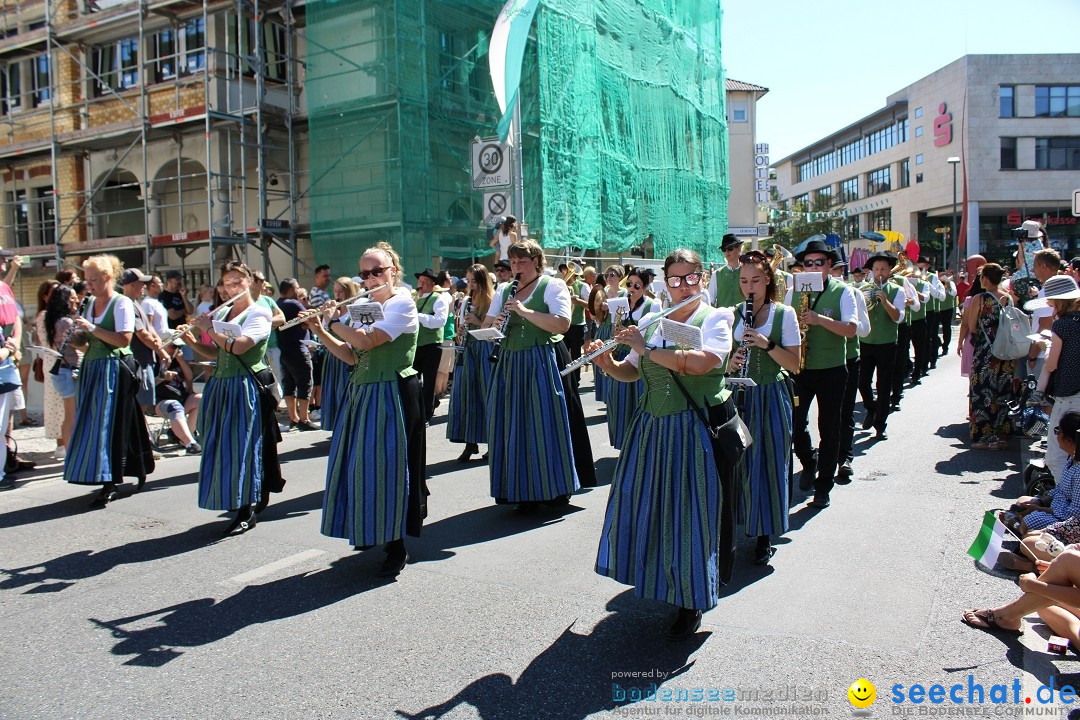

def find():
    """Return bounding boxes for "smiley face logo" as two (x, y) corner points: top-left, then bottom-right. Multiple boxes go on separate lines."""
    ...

(848, 678), (876, 709)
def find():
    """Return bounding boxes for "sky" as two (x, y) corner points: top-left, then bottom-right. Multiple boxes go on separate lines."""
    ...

(720, 0), (1080, 161)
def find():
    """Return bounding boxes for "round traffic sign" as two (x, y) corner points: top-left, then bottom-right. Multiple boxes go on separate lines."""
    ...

(479, 144), (504, 175)
(488, 193), (507, 216)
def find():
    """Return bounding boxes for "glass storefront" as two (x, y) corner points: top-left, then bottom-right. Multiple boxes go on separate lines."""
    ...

(979, 207), (1080, 265)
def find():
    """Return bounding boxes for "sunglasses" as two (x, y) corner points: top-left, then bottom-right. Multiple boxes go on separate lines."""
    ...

(605, 271), (621, 278)
(803, 258), (829, 267)
(359, 266), (390, 280)
(739, 253), (768, 265)
(665, 272), (703, 288)
(628, 283), (643, 290)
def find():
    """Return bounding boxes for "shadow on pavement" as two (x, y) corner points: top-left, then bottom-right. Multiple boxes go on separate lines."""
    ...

(410, 503), (586, 564)
(0, 523), (222, 593)
(397, 592), (706, 720)
(89, 554), (390, 666)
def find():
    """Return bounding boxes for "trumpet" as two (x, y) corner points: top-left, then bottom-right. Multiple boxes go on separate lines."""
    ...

(279, 283), (389, 330)
(563, 260), (581, 287)
(162, 290), (245, 344)
(771, 244), (793, 300)
(560, 291), (707, 377)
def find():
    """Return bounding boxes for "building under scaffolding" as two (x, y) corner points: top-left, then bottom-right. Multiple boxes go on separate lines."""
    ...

(0, 0), (729, 298)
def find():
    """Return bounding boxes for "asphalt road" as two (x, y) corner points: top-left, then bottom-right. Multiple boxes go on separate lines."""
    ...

(0, 350), (1071, 719)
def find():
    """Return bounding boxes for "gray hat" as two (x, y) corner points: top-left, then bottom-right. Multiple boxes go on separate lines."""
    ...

(121, 268), (152, 284)
(1025, 275), (1080, 311)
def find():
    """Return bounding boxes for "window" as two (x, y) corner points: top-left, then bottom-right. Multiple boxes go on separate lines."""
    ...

(899, 158), (910, 188)
(7, 190), (28, 247)
(184, 17), (205, 73)
(814, 185), (832, 206)
(914, 107), (923, 119)
(794, 117), (908, 183)
(153, 18), (206, 82)
(438, 31), (456, 91)
(91, 37), (140, 96)
(155, 28), (176, 81)
(792, 193), (809, 210)
(1035, 137), (1080, 170)
(1000, 85), (1015, 118)
(1, 62), (20, 114)
(34, 187), (54, 246)
(915, 153), (924, 165)
(1035, 86), (1080, 118)
(229, 14), (287, 82)
(915, 173), (923, 183)
(1000, 137), (1017, 170)
(31, 54), (49, 106)
(866, 166), (891, 196)
(869, 208), (891, 231)
(731, 100), (747, 123)
(839, 177), (858, 203)
(842, 215), (859, 241)
(914, 126), (923, 138)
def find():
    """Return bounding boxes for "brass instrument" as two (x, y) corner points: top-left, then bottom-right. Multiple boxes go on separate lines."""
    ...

(560, 291), (707, 377)
(770, 245), (793, 300)
(279, 283), (389, 330)
(488, 274), (520, 364)
(563, 260), (582, 287)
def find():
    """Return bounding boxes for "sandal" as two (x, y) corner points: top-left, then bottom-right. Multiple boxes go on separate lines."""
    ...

(997, 551), (1036, 573)
(961, 608), (1023, 636)
(998, 511), (1023, 534)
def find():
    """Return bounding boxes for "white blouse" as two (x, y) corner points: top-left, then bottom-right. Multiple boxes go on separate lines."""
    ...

(625, 305), (734, 367)
(486, 277), (572, 320)
(732, 303), (800, 347)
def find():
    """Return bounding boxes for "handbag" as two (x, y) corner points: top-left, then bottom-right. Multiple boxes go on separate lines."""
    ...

(32, 357), (43, 383)
(668, 370), (753, 464)
(0, 357), (21, 394)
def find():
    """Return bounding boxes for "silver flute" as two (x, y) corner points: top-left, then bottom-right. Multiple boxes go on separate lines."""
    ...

(279, 283), (389, 330)
(560, 291), (707, 377)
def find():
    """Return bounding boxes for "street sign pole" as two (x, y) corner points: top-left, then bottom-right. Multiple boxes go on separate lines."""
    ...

(512, 95), (525, 223)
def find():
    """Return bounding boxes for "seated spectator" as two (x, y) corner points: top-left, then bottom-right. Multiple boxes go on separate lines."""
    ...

(154, 341), (202, 455)
(1012, 412), (1080, 531)
(962, 547), (1080, 645)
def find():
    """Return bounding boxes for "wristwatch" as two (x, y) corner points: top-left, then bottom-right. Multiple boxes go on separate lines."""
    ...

(765, 340), (777, 352)
(643, 346), (652, 362)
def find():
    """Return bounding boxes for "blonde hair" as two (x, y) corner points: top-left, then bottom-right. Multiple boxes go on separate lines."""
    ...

(603, 264), (625, 281)
(1051, 297), (1080, 316)
(360, 242), (402, 287)
(82, 254), (123, 282)
(334, 276), (361, 299)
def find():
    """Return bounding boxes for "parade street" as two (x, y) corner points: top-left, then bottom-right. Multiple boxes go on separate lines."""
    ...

(0, 351), (1070, 719)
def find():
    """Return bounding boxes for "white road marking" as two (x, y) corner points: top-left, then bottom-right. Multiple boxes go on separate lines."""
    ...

(229, 549), (326, 584)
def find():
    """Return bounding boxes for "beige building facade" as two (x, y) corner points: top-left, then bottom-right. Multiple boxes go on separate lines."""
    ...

(725, 78), (769, 243)
(773, 54), (1080, 267)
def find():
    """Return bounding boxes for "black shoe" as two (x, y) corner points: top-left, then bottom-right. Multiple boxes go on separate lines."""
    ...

(891, 402), (901, 412)
(668, 608), (703, 639)
(15, 458), (34, 471)
(809, 494), (831, 509)
(353, 544), (373, 551)
(223, 506), (254, 536)
(0, 475), (13, 490)
(861, 411), (876, 431)
(929, 362), (937, 369)
(752, 536), (775, 566)
(378, 545), (409, 577)
(874, 429), (889, 441)
(544, 494), (572, 507)
(835, 462), (853, 484)
(513, 501), (540, 515)
(186, 442), (202, 455)
(254, 492), (270, 514)
(457, 444), (479, 463)
(797, 455), (817, 492)
(89, 482), (118, 508)
(136, 475), (146, 491)
(295, 420), (320, 432)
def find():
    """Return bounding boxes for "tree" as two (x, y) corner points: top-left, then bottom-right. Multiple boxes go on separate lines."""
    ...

(767, 189), (845, 251)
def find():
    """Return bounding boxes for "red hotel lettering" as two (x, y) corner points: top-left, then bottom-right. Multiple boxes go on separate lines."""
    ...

(933, 103), (952, 147)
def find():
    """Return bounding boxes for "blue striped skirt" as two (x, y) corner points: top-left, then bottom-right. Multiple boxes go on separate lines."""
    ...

(64, 357), (120, 485)
(322, 380), (410, 546)
(605, 347), (640, 449)
(596, 408), (722, 610)
(594, 321), (613, 402)
(738, 380), (792, 537)
(197, 374), (263, 511)
(487, 343), (580, 502)
(320, 350), (352, 436)
(446, 339), (495, 444)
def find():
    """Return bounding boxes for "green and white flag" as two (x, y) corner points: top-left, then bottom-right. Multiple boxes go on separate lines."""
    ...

(489, 0), (540, 142)
(967, 511), (1007, 567)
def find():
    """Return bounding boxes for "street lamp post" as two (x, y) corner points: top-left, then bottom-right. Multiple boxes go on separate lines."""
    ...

(947, 156), (961, 271)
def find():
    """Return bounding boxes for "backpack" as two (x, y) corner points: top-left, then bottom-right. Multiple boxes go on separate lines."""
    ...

(987, 295), (1032, 361)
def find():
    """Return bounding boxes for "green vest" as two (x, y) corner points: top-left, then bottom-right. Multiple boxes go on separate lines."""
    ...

(570, 280), (586, 326)
(82, 295), (134, 361)
(501, 276), (562, 350)
(739, 301), (790, 386)
(791, 276), (849, 370)
(943, 282), (957, 310)
(861, 282), (904, 345)
(415, 292), (444, 347)
(211, 306), (269, 377)
(910, 280), (929, 321)
(712, 265), (743, 310)
(351, 322), (418, 384)
(638, 304), (730, 416)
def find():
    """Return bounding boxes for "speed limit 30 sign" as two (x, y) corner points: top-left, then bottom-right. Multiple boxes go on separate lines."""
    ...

(471, 137), (512, 190)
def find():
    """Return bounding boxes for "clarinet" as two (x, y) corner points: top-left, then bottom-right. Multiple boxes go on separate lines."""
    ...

(736, 293), (755, 411)
(488, 274), (520, 364)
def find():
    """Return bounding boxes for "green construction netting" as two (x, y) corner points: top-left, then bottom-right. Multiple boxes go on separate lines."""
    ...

(305, 0), (727, 274)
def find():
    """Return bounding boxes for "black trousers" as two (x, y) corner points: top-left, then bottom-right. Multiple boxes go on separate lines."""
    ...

(793, 364), (847, 496)
(925, 310), (940, 365)
(938, 309), (954, 355)
(555, 340), (597, 487)
(563, 324), (586, 392)
(892, 322), (911, 406)
(910, 318), (929, 380)
(859, 341), (896, 432)
(839, 356), (860, 466)
(412, 343), (442, 421)
(397, 374), (428, 537)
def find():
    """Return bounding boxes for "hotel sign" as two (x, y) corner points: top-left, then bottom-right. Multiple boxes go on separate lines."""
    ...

(754, 143), (770, 204)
